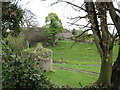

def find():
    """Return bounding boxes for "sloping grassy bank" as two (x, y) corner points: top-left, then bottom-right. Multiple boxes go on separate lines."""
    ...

(48, 40), (118, 64)
(45, 40), (118, 87)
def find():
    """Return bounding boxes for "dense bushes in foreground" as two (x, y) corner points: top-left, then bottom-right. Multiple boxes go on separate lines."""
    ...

(2, 39), (55, 89)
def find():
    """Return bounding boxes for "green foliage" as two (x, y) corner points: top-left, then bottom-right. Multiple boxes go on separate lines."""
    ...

(2, 2), (24, 38)
(2, 39), (55, 89)
(7, 34), (28, 51)
(44, 13), (64, 46)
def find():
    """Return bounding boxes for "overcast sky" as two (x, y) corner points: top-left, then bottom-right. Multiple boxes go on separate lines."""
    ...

(19, 0), (88, 30)
(19, 0), (120, 30)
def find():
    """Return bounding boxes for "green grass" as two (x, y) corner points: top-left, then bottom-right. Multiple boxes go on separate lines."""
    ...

(45, 68), (98, 88)
(49, 41), (100, 62)
(45, 40), (119, 87)
(48, 40), (118, 63)
(23, 40), (118, 87)
(53, 63), (100, 73)
(44, 63), (100, 87)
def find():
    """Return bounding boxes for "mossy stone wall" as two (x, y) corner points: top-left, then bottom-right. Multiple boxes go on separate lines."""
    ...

(23, 43), (52, 71)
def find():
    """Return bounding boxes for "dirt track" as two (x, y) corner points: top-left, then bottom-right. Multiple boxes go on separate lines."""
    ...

(54, 65), (99, 77)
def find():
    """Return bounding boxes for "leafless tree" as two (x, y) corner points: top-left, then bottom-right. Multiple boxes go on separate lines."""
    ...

(49, 0), (120, 88)
(24, 9), (39, 30)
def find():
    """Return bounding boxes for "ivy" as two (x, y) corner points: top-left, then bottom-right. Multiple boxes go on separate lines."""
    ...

(2, 2), (24, 38)
(2, 39), (56, 89)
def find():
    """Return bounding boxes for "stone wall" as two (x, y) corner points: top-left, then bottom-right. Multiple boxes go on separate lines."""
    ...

(56, 32), (73, 40)
(23, 43), (52, 71)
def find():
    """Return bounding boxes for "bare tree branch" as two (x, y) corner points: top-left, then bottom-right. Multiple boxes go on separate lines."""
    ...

(81, 23), (90, 29)
(71, 3), (85, 12)
(76, 29), (91, 38)
(51, 1), (87, 12)
(109, 2), (120, 37)
(67, 22), (90, 29)
(62, 1), (87, 12)
(110, 33), (119, 48)
(107, 23), (114, 25)
(115, 8), (120, 13)
(70, 29), (91, 49)
(67, 16), (87, 20)
(51, 2), (59, 6)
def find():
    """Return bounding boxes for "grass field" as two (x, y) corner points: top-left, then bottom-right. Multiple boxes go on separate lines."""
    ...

(45, 40), (119, 87)
(45, 68), (98, 88)
(53, 63), (100, 73)
(45, 63), (100, 87)
(48, 40), (118, 64)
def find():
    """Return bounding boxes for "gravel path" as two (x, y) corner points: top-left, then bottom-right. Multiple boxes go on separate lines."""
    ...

(54, 65), (99, 77)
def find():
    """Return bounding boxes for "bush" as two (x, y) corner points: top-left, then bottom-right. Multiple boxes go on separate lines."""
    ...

(2, 39), (56, 89)
(7, 34), (28, 51)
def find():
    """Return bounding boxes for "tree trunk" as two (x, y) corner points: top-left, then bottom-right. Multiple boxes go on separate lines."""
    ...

(85, 2), (113, 87)
(96, 52), (112, 87)
(111, 44), (120, 88)
(52, 34), (56, 47)
(108, 2), (120, 89)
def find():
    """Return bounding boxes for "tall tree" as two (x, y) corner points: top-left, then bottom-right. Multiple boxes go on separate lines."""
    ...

(50, 0), (119, 87)
(108, 2), (120, 88)
(85, 2), (114, 87)
(43, 0), (120, 88)
(44, 13), (64, 46)
(2, 2), (24, 38)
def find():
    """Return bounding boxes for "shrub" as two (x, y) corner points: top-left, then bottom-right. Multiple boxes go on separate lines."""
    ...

(7, 34), (28, 51)
(2, 39), (55, 89)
